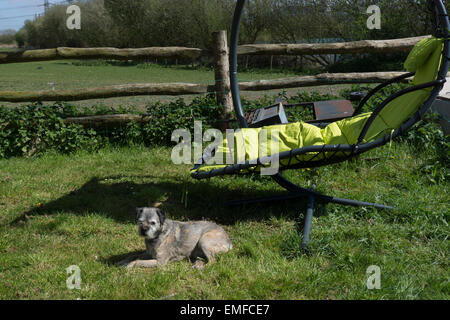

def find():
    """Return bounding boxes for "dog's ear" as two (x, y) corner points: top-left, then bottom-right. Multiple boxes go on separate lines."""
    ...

(136, 208), (144, 220)
(156, 208), (166, 225)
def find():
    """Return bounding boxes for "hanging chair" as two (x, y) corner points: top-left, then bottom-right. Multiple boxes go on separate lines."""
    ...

(190, 0), (450, 248)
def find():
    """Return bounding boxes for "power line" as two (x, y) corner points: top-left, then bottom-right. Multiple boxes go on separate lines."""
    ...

(0, 14), (43, 21)
(0, 4), (45, 11)
(0, 1), (70, 21)
(49, 0), (75, 5)
(0, 0), (74, 12)
(0, 0), (73, 24)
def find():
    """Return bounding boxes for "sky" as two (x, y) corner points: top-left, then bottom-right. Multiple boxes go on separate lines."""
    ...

(0, 0), (48, 31)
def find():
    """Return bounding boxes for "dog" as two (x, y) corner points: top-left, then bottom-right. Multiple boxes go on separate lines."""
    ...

(118, 207), (232, 269)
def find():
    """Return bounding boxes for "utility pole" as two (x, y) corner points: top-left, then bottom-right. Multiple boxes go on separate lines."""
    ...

(44, 0), (49, 12)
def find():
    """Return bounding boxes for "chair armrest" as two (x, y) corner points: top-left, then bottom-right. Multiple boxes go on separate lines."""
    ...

(357, 78), (445, 144)
(353, 72), (416, 116)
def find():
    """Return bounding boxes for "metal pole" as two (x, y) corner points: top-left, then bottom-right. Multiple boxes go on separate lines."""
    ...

(230, 0), (248, 128)
(302, 195), (315, 250)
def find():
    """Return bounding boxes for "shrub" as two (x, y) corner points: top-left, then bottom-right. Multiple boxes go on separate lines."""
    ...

(402, 114), (449, 184)
(0, 95), (223, 158)
(141, 94), (223, 145)
(0, 103), (100, 158)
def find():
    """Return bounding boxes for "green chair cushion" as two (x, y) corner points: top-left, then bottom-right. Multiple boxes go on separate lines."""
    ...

(409, 38), (443, 85)
(404, 37), (438, 73)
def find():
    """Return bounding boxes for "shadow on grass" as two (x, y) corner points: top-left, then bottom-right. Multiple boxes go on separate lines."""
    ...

(9, 174), (333, 263)
(101, 249), (146, 267)
(10, 174), (318, 227)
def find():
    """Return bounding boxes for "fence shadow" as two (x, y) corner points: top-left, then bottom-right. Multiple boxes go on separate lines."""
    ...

(10, 174), (313, 227)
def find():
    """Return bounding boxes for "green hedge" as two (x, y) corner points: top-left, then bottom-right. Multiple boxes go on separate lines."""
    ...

(0, 95), (223, 158)
(0, 92), (334, 158)
(0, 91), (448, 184)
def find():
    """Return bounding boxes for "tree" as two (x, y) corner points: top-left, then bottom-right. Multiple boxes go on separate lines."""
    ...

(0, 29), (17, 44)
(14, 0), (450, 50)
(104, 0), (150, 47)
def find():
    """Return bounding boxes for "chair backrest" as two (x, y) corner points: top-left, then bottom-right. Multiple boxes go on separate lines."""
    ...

(374, 37), (444, 131)
(406, 37), (444, 86)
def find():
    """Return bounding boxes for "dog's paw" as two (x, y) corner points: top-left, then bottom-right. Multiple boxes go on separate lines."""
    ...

(192, 260), (205, 270)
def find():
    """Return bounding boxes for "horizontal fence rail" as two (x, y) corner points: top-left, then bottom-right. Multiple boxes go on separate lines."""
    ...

(237, 72), (417, 91)
(237, 36), (430, 55)
(0, 72), (426, 103)
(0, 36), (429, 64)
(0, 47), (206, 64)
(0, 33), (433, 116)
(0, 82), (213, 102)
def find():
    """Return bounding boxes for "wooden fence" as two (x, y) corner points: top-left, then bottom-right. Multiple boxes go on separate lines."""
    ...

(0, 71), (415, 103)
(0, 32), (431, 121)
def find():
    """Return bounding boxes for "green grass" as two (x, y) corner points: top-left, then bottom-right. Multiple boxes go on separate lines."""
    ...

(1, 60), (294, 91)
(0, 60), (351, 109)
(0, 143), (448, 299)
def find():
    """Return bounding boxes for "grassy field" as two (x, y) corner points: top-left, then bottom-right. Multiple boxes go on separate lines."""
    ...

(0, 48), (447, 299)
(0, 143), (448, 299)
(0, 59), (352, 109)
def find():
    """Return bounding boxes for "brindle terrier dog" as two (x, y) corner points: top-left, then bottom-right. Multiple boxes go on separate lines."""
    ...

(118, 207), (232, 269)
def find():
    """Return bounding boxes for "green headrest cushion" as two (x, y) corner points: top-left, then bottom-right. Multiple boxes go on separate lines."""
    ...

(404, 37), (439, 72)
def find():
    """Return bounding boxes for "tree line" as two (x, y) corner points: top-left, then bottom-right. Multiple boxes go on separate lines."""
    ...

(13, 0), (443, 50)
(0, 29), (16, 44)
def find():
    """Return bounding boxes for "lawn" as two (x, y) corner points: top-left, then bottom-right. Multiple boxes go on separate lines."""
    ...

(0, 142), (448, 299)
(0, 59), (351, 109)
(0, 50), (447, 300)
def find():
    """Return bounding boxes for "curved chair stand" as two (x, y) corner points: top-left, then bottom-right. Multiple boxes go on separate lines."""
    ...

(193, 0), (450, 249)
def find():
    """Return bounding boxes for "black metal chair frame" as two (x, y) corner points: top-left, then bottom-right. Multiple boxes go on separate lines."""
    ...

(192, 0), (450, 249)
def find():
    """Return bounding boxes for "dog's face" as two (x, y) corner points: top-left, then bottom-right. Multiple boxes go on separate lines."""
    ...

(136, 207), (166, 240)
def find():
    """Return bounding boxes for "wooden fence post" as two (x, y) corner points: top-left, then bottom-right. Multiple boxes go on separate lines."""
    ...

(212, 30), (233, 119)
